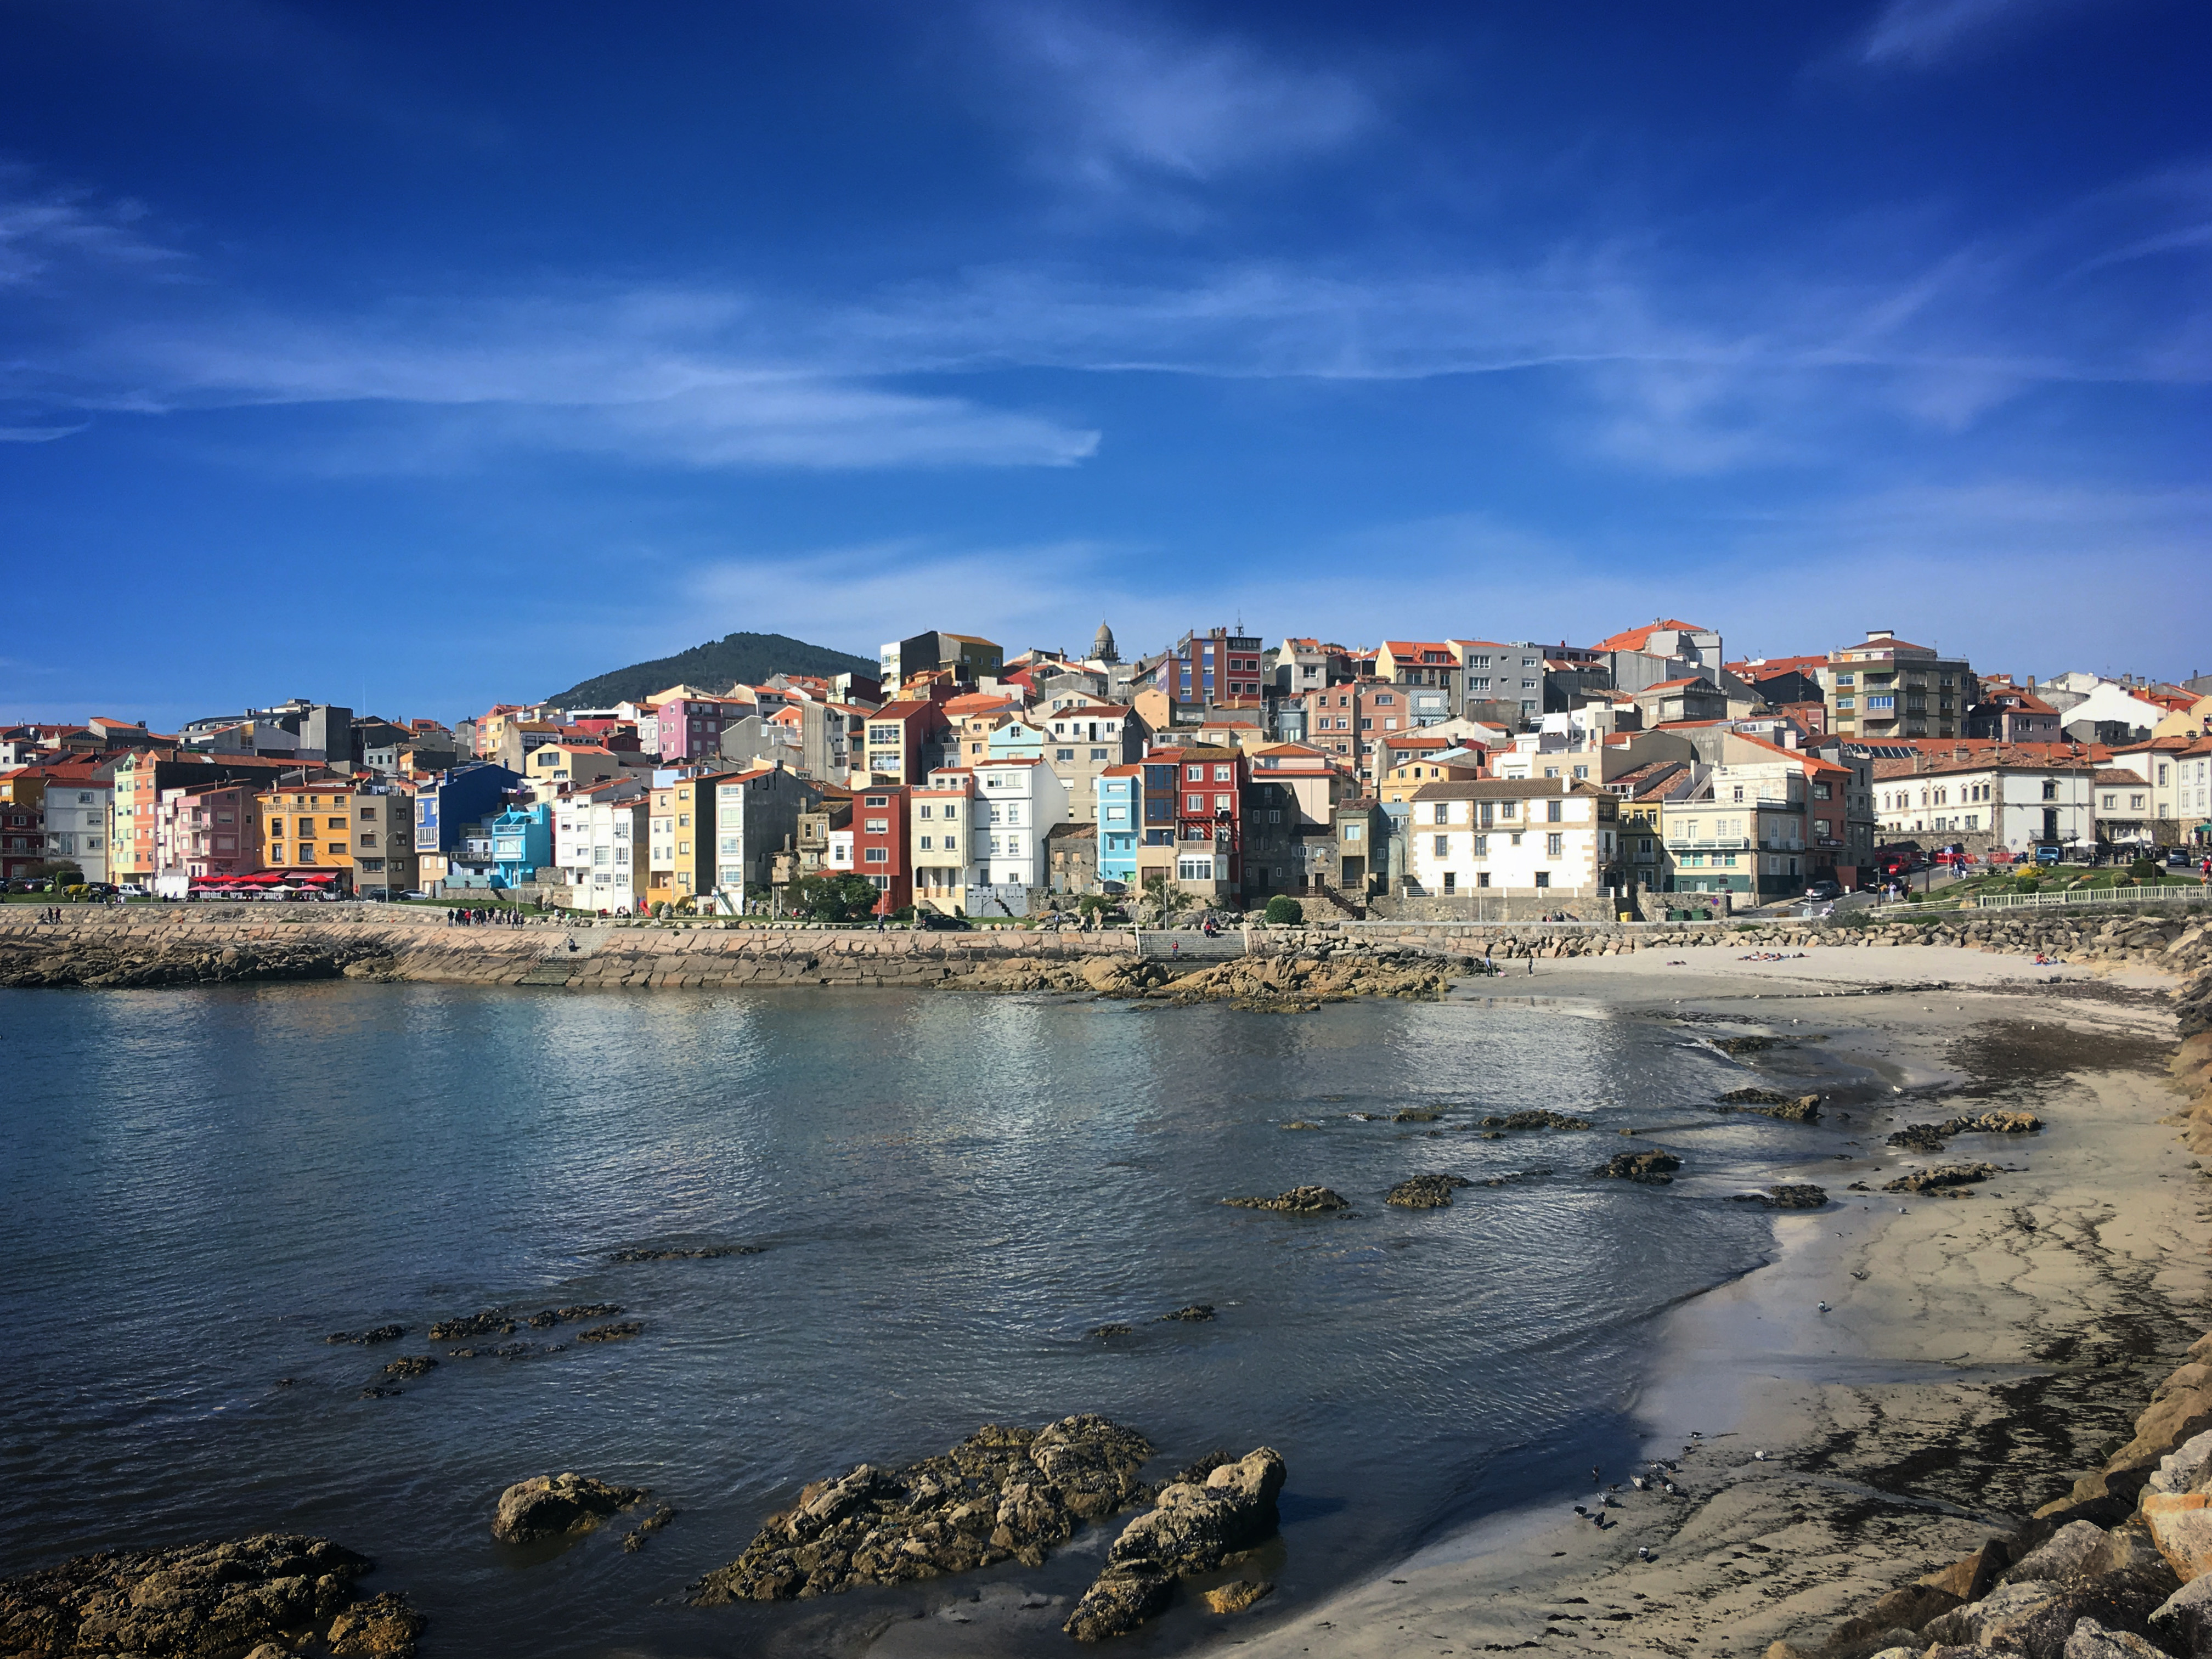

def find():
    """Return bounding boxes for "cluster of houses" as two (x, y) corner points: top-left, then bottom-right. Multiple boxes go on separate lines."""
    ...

(4, 622), (2210, 919)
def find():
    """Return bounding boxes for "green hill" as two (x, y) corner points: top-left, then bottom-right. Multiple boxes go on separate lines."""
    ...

(549, 631), (877, 708)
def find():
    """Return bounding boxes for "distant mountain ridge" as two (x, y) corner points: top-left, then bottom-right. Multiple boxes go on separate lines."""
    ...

(549, 631), (876, 708)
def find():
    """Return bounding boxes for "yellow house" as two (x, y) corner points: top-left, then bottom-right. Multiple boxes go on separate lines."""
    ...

(1380, 757), (1482, 804)
(256, 782), (357, 883)
(646, 775), (710, 906)
(2153, 693), (2212, 743)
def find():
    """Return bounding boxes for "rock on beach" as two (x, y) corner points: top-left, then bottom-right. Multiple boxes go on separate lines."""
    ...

(1595, 1151), (1681, 1184)
(689, 1416), (1154, 1604)
(1386, 1173), (1471, 1208)
(0, 1533), (420, 1658)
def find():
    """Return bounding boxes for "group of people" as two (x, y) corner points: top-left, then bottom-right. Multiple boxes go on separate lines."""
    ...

(444, 906), (530, 926)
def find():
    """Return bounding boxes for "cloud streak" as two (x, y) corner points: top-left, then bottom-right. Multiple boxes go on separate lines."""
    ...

(1857, 0), (2107, 69)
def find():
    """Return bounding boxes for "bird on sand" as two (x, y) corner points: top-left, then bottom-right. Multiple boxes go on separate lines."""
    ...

(1637, 1546), (1653, 1561)
(1753, 1450), (1768, 1461)
(1816, 1301), (1831, 1312)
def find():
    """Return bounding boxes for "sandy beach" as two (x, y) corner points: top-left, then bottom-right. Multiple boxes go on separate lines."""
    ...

(1228, 942), (2203, 1658)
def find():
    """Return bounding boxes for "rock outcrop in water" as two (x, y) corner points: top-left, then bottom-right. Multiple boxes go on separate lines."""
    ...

(0, 1533), (421, 1657)
(1595, 1151), (1681, 1184)
(492, 1473), (651, 1543)
(1731, 1184), (1829, 1209)
(1712, 1090), (1823, 1123)
(1480, 1110), (1593, 1131)
(1063, 1447), (1287, 1641)
(1386, 1173), (1471, 1208)
(957, 950), (1451, 1006)
(1221, 1186), (1351, 1214)
(688, 1417), (1154, 1604)
(610, 1244), (764, 1261)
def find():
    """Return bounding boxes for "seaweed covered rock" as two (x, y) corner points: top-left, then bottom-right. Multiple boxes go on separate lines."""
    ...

(1386, 1174), (1471, 1209)
(492, 1472), (650, 1544)
(1713, 1092), (1822, 1123)
(0, 1533), (415, 1658)
(1885, 1163), (2003, 1195)
(1888, 1111), (2042, 1152)
(1064, 1447), (1286, 1642)
(1731, 1184), (1829, 1209)
(1479, 1110), (1593, 1131)
(1222, 1186), (1350, 1214)
(688, 1417), (1153, 1605)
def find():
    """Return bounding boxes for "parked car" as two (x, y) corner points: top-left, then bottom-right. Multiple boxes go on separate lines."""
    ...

(2169, 850), (2193, 869)
(2033, 844), (2063, 866)
(916, 911), (972, 930)
(117, 884), (148, 897)
(1803, 879), (1843, 901)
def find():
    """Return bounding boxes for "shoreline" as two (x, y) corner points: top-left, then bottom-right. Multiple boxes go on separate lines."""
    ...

(1231, 943), (2211, 1657)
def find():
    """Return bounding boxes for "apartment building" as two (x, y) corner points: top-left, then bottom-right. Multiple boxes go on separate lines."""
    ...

(852, 783), (912, 911)
(1871, 754), (2095, 853)
(1825, 629), (1975, 743)
(1372, 641), (1462, 726)
(556, 783), (651, 913)
(255, 779), (359, 888)
(349, 782), (418, 897)
(912, 768), (977, 914)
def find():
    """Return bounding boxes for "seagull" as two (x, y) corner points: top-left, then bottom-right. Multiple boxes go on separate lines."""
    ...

(1689, 1431), (1702, 1439)
(1573, 1504), (1588, 1516)
(1816, 1301), (1831, 1313)
(1637, 1546), (1652, 1561)
(1753, 1451), (1768, 1462)
(1631, 1475), (1647, 1491)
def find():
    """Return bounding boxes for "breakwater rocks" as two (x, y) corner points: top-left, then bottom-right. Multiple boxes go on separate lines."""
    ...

(1064, 1447), (1288, 1641)
(0, 1533), (422, 1658)
(1222, 1186), (1351, 1214)
(3, 901), (2208, 994)
(689, 1417), (1154, 1604)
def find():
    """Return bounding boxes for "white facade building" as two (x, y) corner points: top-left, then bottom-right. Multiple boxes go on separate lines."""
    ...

(1871, 760), (2094, 851)
(555, 785), (649, 913)
(44, 780), (112, 884)
(971, 756), (1069, 890)
(912, 767), (977, 914)
(1404, 779), (1618, 897)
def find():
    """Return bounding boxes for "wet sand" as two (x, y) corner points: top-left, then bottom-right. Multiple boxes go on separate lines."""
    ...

(1232, 943), (2203, 1657)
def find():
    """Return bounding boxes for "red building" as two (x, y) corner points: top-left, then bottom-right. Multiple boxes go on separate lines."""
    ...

(1156, 743), (1245, 893)
(852, 783), (912, 911)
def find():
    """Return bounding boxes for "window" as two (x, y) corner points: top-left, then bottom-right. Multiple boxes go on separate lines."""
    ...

(1343, 823), (1362, 842)
(1214, 794), (1232, 812)
(1547, 800), (1562, 822)
(1547, 833), (1563, 857)
(944, 805), (957, 820)
(1178, 855), (1214, 881)
(1187, 764), (1205, 781)
(1474, 834), (1488, 856)
(864, 848), (888, 864)
(1091, 748), (1108, 761)
(1187, 793), (1204, 812)
(865, 819), (889, 834)
(1533, 870), (1550, 888)
(1441, 871), (1456, 893)
(2041, 780), (2058, 800)
(1476, 871), (1490, 888)
(1057, 748), (1074, 761)
(1434, 834), (1450, 856)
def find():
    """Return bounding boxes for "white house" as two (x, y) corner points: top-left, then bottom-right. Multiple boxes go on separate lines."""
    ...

(2109, 737), (2212, 841)
(554, 782), (649, 913)
(970, 755), (1069, 891)
(1404, 779), (1618, 898)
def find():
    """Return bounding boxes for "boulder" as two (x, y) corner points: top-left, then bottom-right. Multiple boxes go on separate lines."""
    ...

(1203, 1579), (1273, 1613)
(1732, 1184), (1829, 1209)
(2006, 1522), (2111, 1584)
(2150, 1429), (2212, 1496)
(2145, 1493), (2212, 1582)
(326, 1591), (425, 1657)
(491, 1472), (650, 1544)
(1922, 1538), (2012, 1602)
(2150, 1572), (2212, 1656)
(1065, 1448), (1285, 1642)
(2065, 1617), (2169, 1658)
(1926, 1568), (2179, 1659)
(1479, 1110), (1593, 1131)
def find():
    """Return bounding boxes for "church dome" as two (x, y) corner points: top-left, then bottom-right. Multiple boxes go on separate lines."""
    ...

(1091, 620), (1119, 663)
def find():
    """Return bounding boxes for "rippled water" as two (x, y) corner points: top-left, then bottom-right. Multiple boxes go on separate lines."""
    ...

(0, 982), (1852, 1654)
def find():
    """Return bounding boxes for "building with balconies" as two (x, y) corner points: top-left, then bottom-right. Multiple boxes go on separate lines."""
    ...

(1825, 629), (1975, 743)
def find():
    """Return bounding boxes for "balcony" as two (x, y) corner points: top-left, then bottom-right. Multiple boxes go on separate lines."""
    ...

(1663, 837), (1752, 851)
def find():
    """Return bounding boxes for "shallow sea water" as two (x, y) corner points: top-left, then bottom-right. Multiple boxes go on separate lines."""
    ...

(0, 981), (1855, 1655)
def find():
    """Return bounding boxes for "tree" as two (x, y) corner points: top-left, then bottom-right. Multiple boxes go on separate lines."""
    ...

(1263, 894), (1303, 925)
(786, 872), (884, 923)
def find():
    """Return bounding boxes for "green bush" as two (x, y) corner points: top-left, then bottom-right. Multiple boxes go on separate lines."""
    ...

(786, 873), (885, 923)
(1263, 894), (1303, 925)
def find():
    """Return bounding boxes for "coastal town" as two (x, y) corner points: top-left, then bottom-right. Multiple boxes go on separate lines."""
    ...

(5, 619), (2210, 922)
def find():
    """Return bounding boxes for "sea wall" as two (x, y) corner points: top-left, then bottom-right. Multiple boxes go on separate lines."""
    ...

(2, 902), (2208, 991)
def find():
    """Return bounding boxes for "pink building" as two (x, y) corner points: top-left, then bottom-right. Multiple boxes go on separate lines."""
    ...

(158, 781), (264, 879)
(652, 695), (753, 763)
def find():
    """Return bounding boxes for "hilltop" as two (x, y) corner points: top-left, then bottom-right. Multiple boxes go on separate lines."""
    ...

(548, 631), (876, 708)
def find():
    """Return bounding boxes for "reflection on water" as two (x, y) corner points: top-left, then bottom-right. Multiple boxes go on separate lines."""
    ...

(0, 982), (1836, 1654)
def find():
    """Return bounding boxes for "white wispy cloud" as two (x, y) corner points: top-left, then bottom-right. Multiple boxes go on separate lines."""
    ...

(0, 164), (184, 291)
(977, 1), (1375, 196)
(1857, 0), (2106, 69)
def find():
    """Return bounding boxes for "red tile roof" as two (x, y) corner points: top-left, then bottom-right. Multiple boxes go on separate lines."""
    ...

(1593, 619), (1708, 653)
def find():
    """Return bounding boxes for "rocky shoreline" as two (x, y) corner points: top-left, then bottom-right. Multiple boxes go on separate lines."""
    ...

(0, 901), (2203, 996)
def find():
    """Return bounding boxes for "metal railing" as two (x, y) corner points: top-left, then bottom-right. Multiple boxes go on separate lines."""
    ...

(1967, 884), (2205, 911)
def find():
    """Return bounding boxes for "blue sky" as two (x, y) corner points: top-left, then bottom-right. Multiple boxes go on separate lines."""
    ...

(4, 0), (2209, 726)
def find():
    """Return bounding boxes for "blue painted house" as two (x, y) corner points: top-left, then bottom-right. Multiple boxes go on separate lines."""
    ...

(490, 801), (554, 889)
(1094, 765), (1141, 889)
(414, 762), (521, 858)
